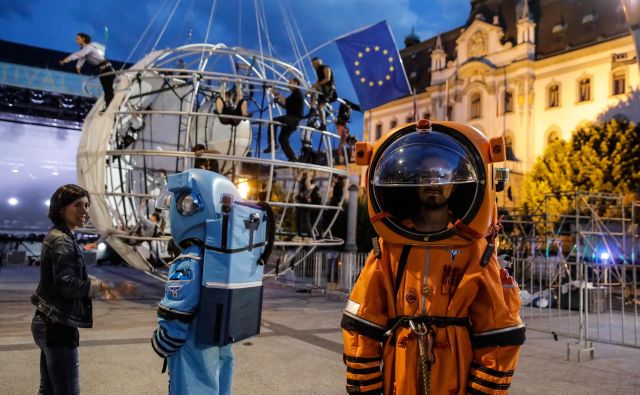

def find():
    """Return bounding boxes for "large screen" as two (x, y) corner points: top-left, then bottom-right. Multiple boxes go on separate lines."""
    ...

(0, 120), (81, 233)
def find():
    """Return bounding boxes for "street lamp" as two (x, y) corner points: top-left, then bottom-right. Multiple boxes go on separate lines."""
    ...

(620, 0), (640, 70)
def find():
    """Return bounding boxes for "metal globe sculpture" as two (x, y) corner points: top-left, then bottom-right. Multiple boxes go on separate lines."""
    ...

(77, 44), (348, 271)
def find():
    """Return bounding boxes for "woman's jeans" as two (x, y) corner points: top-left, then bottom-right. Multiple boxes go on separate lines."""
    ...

(31, 315), (80, 395)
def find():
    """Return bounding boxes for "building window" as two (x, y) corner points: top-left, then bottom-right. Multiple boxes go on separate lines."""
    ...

(405, 115), (414, 123)
(390, 119), (398, 129)
(613, 72), (626, 96)
(375, 123), (383, 140)
(470, 93), (482, 119)
(547, 131), (560, 146)
(578, 78), (591, 102)
(548, 84), (560, 108)
(504, 91), (513, 113)
(422, 111), (431, 119)
(504, 134), (517, 161)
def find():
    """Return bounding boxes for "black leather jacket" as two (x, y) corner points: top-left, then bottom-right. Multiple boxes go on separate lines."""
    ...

(31, 226), (93, 328)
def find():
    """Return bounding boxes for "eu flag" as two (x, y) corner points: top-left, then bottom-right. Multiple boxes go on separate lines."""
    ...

(336, 21), (411, 111)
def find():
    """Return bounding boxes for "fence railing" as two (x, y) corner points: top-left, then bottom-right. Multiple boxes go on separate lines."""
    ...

(279, 251), (640, 351)
(513, 258), (640, 349)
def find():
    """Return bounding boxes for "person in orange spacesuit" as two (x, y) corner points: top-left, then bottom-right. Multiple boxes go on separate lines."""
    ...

(341, 120), (525, 395)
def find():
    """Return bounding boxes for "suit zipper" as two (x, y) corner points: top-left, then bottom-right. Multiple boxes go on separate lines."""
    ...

(422, 247), (430, 315)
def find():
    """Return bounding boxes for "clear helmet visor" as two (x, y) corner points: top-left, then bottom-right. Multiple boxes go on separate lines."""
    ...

(373, 142), (477, 187)
(370, 130), (482, 238)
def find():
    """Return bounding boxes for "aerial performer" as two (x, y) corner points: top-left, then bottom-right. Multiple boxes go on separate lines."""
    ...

(150, 169), (274, 394)
(59, 33), (115, 109)
(341, 120), (525, 394)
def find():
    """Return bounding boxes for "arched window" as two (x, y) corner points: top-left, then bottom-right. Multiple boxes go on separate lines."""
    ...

(547, 130), (560, 146)
(613, 71), (626, 96)
(390, 119), (398, 129)
(548, 84), (560, 108)
(504, 133), (518, 161)
(504, 91), (513, 113)
(470, 92), (482, 119)
(578, 78), (591, 102)
(374, 122), (383, 140)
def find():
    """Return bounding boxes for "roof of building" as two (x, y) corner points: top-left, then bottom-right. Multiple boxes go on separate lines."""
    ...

(400, 0), (630, 91)
(0, 40), (129, 76)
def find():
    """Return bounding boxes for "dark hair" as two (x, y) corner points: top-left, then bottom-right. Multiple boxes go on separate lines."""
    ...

(77, 33), (92, 43)
(192, 143), (206, 151)
(48, 184), (90, 226)
(311, 57), (321, 63)
(290, 78), (301, 85)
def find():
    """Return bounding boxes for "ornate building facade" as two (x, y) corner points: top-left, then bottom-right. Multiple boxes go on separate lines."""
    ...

(364, 0), (639, 206)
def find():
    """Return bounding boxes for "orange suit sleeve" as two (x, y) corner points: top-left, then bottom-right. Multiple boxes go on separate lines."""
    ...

(341, 251), (388, 394)
(467, 253), (526, 395)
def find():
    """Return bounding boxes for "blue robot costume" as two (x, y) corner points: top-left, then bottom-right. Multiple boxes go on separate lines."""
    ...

(151, 169), (274, 395)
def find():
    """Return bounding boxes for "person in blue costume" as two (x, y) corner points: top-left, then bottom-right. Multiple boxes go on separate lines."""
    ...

(150, 169), (274, 395)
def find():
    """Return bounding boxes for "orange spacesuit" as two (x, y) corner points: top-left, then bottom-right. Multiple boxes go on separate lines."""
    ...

(342, 120), (525, 395)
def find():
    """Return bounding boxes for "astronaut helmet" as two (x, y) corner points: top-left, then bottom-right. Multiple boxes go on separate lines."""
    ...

(358, 120), (506, 245)
(161, 169), (241, 247)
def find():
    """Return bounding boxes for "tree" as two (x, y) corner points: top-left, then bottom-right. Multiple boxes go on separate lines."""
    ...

(521, 119), (640, 217)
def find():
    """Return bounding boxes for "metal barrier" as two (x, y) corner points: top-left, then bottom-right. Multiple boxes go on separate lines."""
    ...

(275, 250), (368, 292)
(512, 258), (640, 352)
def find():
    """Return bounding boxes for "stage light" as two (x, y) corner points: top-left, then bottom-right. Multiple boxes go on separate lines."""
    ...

(599, 252), (610, 261)
(44, 200), (50, 207)
(11, 169), (19, 173)
(97, 242), (107, 252)
(7, 197), (18, 206)
(237, 178), (250, 200)
(51, 171), (59, 176)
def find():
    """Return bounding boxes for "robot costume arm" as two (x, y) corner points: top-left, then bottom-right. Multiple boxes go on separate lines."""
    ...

(467, 252), (525, 394)
(340, 251), (388, 395)
(151, 249), (202, 358)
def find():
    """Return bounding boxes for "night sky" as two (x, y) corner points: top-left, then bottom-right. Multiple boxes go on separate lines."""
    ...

(0, 0), (470, 138)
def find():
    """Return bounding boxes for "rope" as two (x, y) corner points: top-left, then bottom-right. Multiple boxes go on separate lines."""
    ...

(285, 0), (313, 84)
(254, 0), (266, 76)
(121, 0), (170, 70)
(238, 0), (243, 47)
(151, 0), (183, 53)
(199, 0), (219, 70)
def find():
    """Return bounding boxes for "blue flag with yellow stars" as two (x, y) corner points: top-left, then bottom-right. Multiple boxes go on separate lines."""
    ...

(336, 21), (411, 111)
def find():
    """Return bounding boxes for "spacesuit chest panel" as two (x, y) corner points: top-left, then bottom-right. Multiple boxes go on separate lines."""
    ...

(394, 244), (474, 318)
(196, 201), (267, 347)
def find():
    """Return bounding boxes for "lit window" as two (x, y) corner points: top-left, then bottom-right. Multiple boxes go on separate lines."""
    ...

(547, 131), (560, 145)
(548, 84), (560, 108)
(505, 134), (517, 161)
(613, 72), (626, 96)
(504, 91), (513, 113)
(375, 123), (383, 140)
(470, 93), (482, 119)
(578, 78), (591, 102)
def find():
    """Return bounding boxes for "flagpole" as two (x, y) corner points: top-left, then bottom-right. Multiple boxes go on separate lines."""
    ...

(412, 87), (418, 121)
(292, 38), (336, 68)
(444, 78), (449, 121)
(293, 21), (386, 68)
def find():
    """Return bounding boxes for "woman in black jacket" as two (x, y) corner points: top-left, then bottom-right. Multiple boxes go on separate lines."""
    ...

(31, 184), (103, 395)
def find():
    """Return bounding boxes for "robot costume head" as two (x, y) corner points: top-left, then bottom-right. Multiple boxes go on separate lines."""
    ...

(355, 120), (507, 246)
(156, 169), (241, 247)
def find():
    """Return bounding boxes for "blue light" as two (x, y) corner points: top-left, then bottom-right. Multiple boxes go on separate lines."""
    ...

(599, 252), (610, 261)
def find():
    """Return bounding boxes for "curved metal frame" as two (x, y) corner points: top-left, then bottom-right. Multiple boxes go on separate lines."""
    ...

(78, 43), (349, 271)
